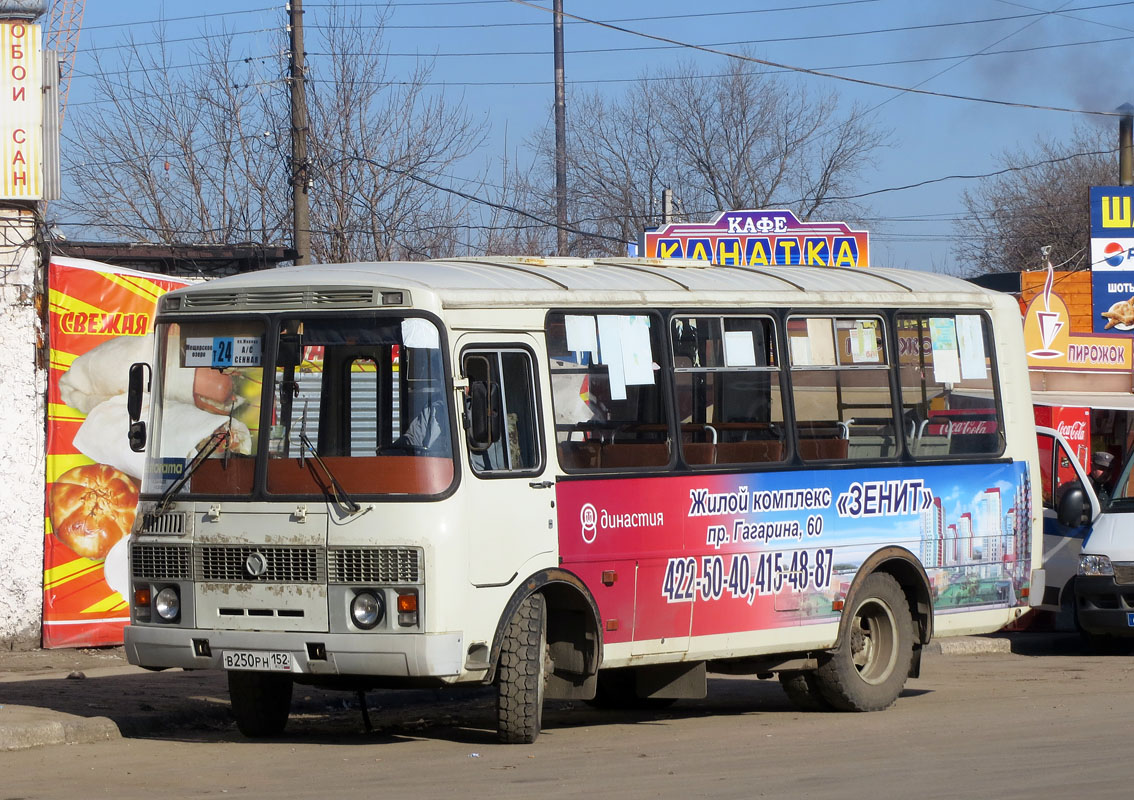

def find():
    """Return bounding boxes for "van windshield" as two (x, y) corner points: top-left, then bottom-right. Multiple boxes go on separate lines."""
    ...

(142, 315), (455, 499)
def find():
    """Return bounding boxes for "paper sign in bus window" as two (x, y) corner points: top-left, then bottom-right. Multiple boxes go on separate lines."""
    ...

(806, 318), (836, 365)
(790, 335), (811, 366)
(723, 330), (757, 367)
(620, 315), (655, 386)
(929, 317), (961, 384)
(184, 337), (214, 367)
(564, 314), (598, 362)
(844, 321), (879, 364)
(596, 315), (627, 400)
(956, 315), (987, 380)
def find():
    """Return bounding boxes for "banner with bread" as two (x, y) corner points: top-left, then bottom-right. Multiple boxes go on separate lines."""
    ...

(44, 257), (191, 648)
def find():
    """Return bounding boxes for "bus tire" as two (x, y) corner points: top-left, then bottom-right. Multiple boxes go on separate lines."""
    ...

(815, 572), (913, 712)
(496, 592), (547, 744)
(227, 671), (293, 737)
(778, 670), (833, 712)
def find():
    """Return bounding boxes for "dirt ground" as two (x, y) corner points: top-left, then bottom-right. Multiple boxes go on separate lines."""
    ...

(2, 635), (1133, 800)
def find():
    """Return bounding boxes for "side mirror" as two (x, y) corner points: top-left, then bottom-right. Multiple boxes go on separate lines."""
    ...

(127, 362), (151, 453)
(128, 420), (147, 453)
(1057, 483), (1089, 527)
(127, 362), (150, 421)
(465, 381), (501, 452)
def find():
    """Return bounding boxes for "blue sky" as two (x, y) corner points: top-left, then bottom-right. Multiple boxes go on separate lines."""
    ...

(57, 0), (1134, 273)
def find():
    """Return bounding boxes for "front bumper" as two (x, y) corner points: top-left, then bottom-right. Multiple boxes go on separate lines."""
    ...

(1075, 575), (1134, 636)
(124, 625), (464, 677)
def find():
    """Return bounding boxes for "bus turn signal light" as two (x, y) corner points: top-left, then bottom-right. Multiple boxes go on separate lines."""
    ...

(397, 591), (418, 627)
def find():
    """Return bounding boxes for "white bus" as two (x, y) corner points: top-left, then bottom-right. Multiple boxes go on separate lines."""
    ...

(124, 257), (1042, 743)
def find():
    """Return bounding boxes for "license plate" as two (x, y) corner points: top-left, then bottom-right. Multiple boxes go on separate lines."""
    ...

(222, 650), (292, 671)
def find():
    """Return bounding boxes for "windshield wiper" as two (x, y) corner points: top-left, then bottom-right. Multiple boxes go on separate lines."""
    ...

(299, 431), (361, 516)
(149, 428), (229, 518)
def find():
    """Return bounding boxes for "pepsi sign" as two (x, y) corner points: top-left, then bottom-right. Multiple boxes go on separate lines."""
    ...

(1090, 187), (1134, 333)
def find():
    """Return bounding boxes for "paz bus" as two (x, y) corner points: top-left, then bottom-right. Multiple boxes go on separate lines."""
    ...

(123, 256), (1043, 743)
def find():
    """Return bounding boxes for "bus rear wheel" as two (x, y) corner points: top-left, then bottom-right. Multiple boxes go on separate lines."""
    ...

(496, 592), (547, 744)
(228, 671), (293, 737)
(815, 573), (913, 712)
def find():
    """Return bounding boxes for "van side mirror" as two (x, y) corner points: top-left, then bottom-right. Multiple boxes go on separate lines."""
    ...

(1057, 483), (1089, 527)
(465, 381), (501, 452)
(127, 362), (151, 453)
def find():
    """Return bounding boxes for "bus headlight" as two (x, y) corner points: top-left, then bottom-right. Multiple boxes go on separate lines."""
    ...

(1079, 554), (1115, 577)
(154, 587), (181, 621)
(350, 591), (385, 630)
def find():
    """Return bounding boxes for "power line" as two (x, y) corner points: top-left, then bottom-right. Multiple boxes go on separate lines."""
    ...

(77, 26), (283, 54)
(306, 0), (884, 30)
(81, 7), (278, 32)
(507, 0), (1130, 117)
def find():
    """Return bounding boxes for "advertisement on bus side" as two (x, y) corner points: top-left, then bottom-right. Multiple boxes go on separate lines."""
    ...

(556, 462), (1031, 644)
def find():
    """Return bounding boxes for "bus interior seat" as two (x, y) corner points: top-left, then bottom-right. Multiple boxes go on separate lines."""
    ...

(715, 440), (784, 464)
(798, 437), (849, 461)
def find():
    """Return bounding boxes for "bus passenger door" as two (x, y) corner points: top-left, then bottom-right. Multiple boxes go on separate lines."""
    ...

(1035, 427), (1099, 610)
(459, 338), (557, 586)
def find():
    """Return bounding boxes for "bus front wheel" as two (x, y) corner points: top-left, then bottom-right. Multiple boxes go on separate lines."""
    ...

(814, 573), (913, 712)
(496, 592), (547, 744)
(228, 671), (293, 737)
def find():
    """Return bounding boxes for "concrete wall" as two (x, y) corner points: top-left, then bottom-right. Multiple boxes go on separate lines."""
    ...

(0, 207), (44, 649)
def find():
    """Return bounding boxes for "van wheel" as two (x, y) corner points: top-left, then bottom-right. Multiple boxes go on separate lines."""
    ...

(778, 670), (833, 712)
(496, 593), (547, 744)
(228, 671), (293, 737)
(815, 573), (913, 711)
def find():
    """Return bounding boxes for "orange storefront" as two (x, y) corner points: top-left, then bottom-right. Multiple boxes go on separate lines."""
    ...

(977, 268), (1134, 470)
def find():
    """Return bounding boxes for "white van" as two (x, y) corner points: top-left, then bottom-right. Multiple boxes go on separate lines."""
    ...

(1035, 426), (1134, 643)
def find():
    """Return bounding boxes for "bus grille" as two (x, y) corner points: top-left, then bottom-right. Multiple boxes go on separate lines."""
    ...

(132, 544), (192, 580)
(329, 547), (421, 584)
(138, 511), (187, 535)
(194, 546), (325, 584)
(1114, 563), (1134, 585)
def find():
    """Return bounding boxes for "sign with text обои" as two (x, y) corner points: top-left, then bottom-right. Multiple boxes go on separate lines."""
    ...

(1090, 186), (1134, 333)
(0, 22), (41, 199)
(640, 209), (869, 268)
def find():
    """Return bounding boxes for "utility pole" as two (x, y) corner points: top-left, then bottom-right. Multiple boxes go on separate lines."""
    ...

(553, 0), (567, 256)
(1119, 103), (1133, 186)
(288, 0), (311, 265)
(662, 188), (673, 225)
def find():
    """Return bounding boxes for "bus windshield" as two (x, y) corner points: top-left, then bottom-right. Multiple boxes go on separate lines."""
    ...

(142, 314), (454, 499)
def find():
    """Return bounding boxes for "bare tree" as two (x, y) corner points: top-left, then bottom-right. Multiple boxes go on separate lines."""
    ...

(304, 5), (485, 262)
(957, 125), (1117, 275)
(63, 31), (290, 246)
(503, 57), (888, 257)
(61, 8), (486, 263)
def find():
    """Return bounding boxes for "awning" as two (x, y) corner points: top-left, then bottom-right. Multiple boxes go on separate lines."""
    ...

(1030, 390), (1134, 411)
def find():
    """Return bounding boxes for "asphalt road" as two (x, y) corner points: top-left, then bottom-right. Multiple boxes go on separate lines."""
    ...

(1, 635), (1131, 800)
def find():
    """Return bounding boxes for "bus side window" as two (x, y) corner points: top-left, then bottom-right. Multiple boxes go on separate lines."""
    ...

(546, 311), (671, 471)
(670, 314), (785, 468)
(462, 348), (542, 475)
(897, 313), (1005, 459)
(787, 315), (897, 462)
